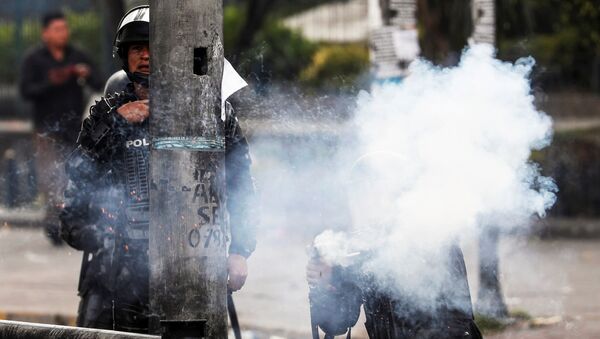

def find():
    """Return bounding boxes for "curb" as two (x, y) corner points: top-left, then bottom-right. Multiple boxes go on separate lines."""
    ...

(0, 312), (313, 339)
(0, 311), (76, 327)
(534, 218), (600, 238)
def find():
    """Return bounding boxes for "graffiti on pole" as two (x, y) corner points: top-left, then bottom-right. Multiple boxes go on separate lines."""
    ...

(188, 167), (227, 251)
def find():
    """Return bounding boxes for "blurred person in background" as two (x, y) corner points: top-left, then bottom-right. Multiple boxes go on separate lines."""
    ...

(19, 11), (103, 244)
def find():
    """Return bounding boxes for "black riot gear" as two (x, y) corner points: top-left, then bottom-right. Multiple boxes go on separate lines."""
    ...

(113, 6), (149, 61)
(61, 82), (256, 333)
(308, 245), (483, 339)
(310, 274), (362, 339)
(61, 5), (256, 333)
(103, 70), (129, 96)
(307, 153), (482, 338)
(308, 247), (363, 339)
(65, 84), (152, 332)
(114, 22), (148, 59)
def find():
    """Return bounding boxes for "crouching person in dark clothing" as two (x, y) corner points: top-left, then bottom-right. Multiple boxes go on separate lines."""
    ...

(306, 154), (482, 339)
(307, 245), (482, 339)
(60, 6), (256, 333)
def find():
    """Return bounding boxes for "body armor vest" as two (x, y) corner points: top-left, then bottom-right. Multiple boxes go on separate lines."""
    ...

(111, 122), (152, 332)
(121, 124), (150, 243)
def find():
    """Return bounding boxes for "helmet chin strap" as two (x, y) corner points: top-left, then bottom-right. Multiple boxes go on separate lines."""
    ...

(129, 71), (149, 89)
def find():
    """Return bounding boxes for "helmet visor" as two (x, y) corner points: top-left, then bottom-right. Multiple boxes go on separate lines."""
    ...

(117, 22), (149, 45)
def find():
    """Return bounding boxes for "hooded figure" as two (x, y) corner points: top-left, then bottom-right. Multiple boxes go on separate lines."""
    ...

(307, 153), (482, 339)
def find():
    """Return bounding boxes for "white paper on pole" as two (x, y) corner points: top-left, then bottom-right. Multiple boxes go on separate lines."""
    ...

(221, 59), (248, 120)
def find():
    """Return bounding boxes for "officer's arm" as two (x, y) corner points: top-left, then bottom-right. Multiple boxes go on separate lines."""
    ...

(60, 95), (129, 251)
(225, 103), (257, 258)
(59, 149), (105, 251)
(78, 94), (130, 159)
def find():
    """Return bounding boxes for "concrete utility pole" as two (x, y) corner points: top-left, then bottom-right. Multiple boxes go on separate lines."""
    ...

(149, 1), (228, 338)
(470, 0), (509, 320)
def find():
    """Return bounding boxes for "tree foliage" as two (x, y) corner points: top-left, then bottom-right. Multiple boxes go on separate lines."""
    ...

(300, 43), (369, 90)
(497, 0), (600, 91)
(416, 0), (473, 66)
(224, 4), (317, 85)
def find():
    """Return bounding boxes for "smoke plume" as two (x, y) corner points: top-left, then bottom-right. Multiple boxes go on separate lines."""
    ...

(313, 44), (557, 310)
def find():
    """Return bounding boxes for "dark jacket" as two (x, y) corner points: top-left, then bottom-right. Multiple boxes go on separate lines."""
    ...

(311, 244), (482, 339)
(360, 245), (482, 339)
(19, 44), (103, 144)
(59, 83), (257, 330)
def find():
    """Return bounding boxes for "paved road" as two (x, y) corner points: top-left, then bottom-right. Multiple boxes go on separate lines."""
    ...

(0, 225), (80, 316)
(0, 225), (599, 338)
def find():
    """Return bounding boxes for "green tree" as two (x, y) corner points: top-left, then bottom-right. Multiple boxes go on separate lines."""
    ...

(497, 0), (600, 91)
(300, 43), (369, 90)
(224, 4), (317, 84)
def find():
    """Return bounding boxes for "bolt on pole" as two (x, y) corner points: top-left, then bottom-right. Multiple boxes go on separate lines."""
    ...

(148, 1), (227, 338)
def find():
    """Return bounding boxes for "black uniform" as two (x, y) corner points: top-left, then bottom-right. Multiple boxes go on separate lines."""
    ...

(312, 244), (482, 339)
(59, 83), (257, 333)
(19, 44), (103, 144)
(362, 246), (481, 338)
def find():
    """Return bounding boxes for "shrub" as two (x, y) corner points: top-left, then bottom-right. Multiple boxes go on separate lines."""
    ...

(224, 5), (317, 84)
(251, 20), (317, 81)
(300, 43), (369, 90)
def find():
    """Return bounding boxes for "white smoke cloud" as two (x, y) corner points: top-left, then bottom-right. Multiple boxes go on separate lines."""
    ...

(313, 44), (557, 309)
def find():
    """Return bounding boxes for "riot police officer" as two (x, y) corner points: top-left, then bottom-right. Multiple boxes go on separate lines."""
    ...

(60, 6), (256, 333)
(307, 246), (483, 339)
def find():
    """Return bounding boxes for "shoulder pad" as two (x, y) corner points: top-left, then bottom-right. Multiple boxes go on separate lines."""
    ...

(103, 70), (130, 97)
(78, 93), (129, 157)
(90, 95), (119, 117)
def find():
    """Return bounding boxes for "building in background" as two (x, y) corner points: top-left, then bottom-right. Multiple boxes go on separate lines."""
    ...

(283, 0), (368, 43)
(281, 0), (420, 82)
(369, 0), (420, 81)
(283, 0), (496, 83)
